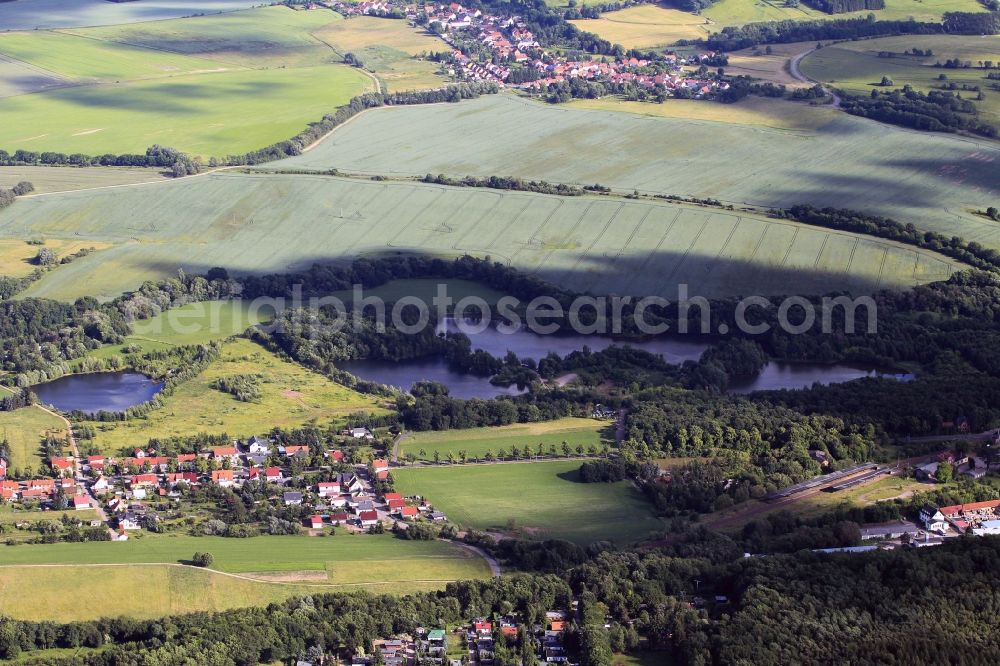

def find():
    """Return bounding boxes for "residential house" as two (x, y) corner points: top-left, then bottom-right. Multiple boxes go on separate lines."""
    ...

(51, 456), (75, 476)
(398, 506), (419, 520)
(211, 447), (241, 466)
(212, 469), (235, 488)
(329, 511), (350, 524)
(265, 467), (283, 483)
(430, 511), (447, 521)
(318, 481), (342, 497)
(920, 504), (949, 532)
(281, 445), (310, 459)
(72, 494), (92, 510)
(130, 474), (158, 489)
(358, 510), (379, 527)
(246, 435), (271, 456)
(309, 515), (324, 530)
(284, 491), (304, 506)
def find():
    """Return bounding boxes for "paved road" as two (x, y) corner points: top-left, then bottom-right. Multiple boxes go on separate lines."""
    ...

(449, 539), (501, 577)
(789, 47), (841, 109)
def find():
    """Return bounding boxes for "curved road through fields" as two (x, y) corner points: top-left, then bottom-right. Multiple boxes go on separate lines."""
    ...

(789, 47), (841, 109)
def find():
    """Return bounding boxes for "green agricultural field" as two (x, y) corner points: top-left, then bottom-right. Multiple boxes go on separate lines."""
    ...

(399, 417), (611, 462)
(274, 94), (1000, 246)
(0, 0), (262, 31)
(313, 17), (450, 92)
(801, 35), (1000, 126)
(392, 460), (664, 544)
(69, 5), (345, 68)
(0, 534), (490, 621)
(84, 338), (387, 452)
(0, 65), (372, 157)
(0, 171), (963, 301)
(0, 31), (234, 82)
(0, 404), (67, 471)
(0, 53), (71, 98)
(0, 165), (169, 194)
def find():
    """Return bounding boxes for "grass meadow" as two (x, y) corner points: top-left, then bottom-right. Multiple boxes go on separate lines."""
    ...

(85, 338), (386, 452)
(393, 460), (664, 544)
(801, 35), (1000, 126)
(0, 534), (490, 621)
(399, 417), (612, 461)
(0, 402), (67, 471)
(0, 172), (962, 301)
(0, 0), (262, 31)
(275, 94), (1000, 249)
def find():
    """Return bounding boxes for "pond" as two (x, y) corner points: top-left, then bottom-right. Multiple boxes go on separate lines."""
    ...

(729, 363), (912, 394)
(32, 372), (164, 413)
(338, 358), (527, 400)
(439, 317), (710, 364)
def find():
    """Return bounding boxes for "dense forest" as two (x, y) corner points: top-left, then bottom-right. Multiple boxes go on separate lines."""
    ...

(841, 87), (997, 137)
(803, 0), (885, 13)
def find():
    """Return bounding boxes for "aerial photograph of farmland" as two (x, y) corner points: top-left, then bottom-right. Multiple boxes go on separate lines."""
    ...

(0, 0), (999, 662)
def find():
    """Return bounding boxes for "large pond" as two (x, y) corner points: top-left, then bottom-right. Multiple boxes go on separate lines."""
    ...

(32, 372), (164, 413)
(340, 319), (712, 399)
(341, 319), (909, 398)
(729, 364), (911, 394)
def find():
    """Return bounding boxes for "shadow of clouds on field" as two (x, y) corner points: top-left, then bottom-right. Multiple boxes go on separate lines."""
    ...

(133, 243), (941, 302)
(52, 79), (291, 114)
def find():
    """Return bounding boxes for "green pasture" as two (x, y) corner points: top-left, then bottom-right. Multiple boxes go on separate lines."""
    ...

(0, 534), (490, 621)
(393, 459), (664, 545)
(0, 171), (962, 301)
(69, 5), (345, 68)
(84, 338), (386, 452)
(0, 0), (262, 31)
(400, 417), (611, 461)
(274, 94), (1000, 247)
(0, 65), (372, 157)
(0, 166), (169, 193)
(0, 30), (233, 82)
(0, 403), (67, 471)
(801, 35), (1000, 126)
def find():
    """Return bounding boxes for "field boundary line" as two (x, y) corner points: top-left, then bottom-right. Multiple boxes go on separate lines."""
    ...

(523, 199), (595, 268)
(778, 227), (799, 269)
(451, 192), (506, 251)
(385, 188), (447, 247)
(845, 237), (860, 276)
(664, 210), (709, 284)
(338, 182), (416, 256)
(812, 234), (830, 269)
(506, 198), (564, 260)
(557, 202), (623, 287)
(624, 207), (681, 295)
(875, 246), (889, 289)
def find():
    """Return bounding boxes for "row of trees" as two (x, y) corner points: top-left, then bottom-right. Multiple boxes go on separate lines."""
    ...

(804, 0), (885, 13)
(842, 87), (997, 137)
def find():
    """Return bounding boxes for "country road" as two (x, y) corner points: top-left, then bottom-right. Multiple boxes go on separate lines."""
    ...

(789, 47), (841, 109)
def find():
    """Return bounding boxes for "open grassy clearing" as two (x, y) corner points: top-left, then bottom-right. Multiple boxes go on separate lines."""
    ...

(393, 460), (664, 544)
(277, 93), (1000, 245)
(313, 17), (449, 92)
(0, 30), (235, 83)
(0, 0), (262, 31)
(0, 238), (110, 278)
(69, 6), (345, 68)
(399, 417), (611, 461)
(574, 0), (984, 47)
(0, 65), (373, 157)
(0, 404), (67, 471)
(801, 35), (1000, 126)
(566, 94), (835, 130)
(0, 166), (170, 194)
(0, 171), (961, 301)
(85, 337), (386, 452)
(568, 5), (711, 48)
(0, 534), (489, 620)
